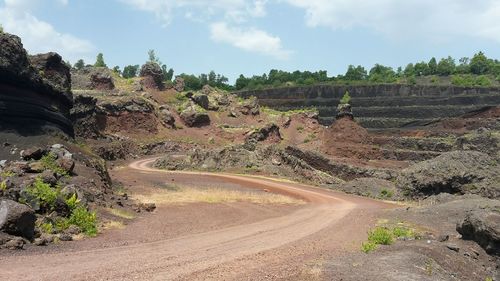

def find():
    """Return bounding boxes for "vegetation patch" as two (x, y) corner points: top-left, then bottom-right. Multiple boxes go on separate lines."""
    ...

(40, 152), (68, 176)
(361, 224), (418, 253)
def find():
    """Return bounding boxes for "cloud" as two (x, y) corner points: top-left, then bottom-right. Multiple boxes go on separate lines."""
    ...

(0, 0), (95, 62)
(284, 0), (500, 44)
(210, 22), (292, 60)
(120, 0), (268, 25)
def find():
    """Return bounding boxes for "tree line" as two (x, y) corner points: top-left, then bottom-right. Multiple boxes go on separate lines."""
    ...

(72, 51), (500, 91)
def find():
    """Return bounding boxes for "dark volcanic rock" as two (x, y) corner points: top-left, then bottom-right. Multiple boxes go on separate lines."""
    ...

(337, 177), (397, 199)
(71, 94), (101, 139)
(140, 62), (163, 90)
(396, 151), (500, 199)
(457, 210), (500, 256)
(71, 67), (114, 91)
(0, 199), (36, 239)
(29, 52), (72, 99)
(174, 77), (185, 92)
(180, 107), (210, 127)
(245, 123), (282, 143)
(20, 147), (46, 160)
(158, 105), (175, 128)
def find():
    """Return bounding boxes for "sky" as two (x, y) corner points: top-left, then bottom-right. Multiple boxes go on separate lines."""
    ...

(1, 0), (500, 82)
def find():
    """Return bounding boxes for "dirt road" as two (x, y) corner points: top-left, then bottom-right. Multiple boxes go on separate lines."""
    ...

(0, 158), (393, 280)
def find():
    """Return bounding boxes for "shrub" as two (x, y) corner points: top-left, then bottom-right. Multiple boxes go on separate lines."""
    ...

(40, 222), (54, 234)
(340, 91), (351, 104)
(26, 178), (59, 210)
(379, 189), (394, 199)
(68, 206), (97, 236)
(368, 227), (394, 245)
(40, 152), (68, 176)
(361, 241), (378, 253)
(392, 226), (416, 239)
(65, 194), (80, 211)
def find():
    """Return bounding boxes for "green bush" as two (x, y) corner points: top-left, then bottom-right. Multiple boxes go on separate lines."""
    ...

(475, 75), (492, 86)
(392, 226), (416, 239)
(65, 194), (80, 211)
(361, 241), (378, 253)
(368, 227), (394, 245)
(26, 178), (59, 210)
(68, 206), (97, 236)
(40, 152), (68, 176)
(340, 91), (351, 104)
(379, 189), (394, 199)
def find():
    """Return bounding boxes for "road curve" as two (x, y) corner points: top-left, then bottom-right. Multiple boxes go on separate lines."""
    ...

(0, 158), (393, 281)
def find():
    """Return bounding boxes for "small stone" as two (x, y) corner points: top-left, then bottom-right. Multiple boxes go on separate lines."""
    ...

(20, 147), (45, 160)
(34, 237), (48, 246)
(5, 238), (24, 250)
(437, 234), (449, 242)
(51, 144), (64, 149)
(59, 233), (73, 241)
(28, 161), (45, 173)
(65, 225), (81, 235)
(446, 244), (460, 252)
(138, 203), (156, 212)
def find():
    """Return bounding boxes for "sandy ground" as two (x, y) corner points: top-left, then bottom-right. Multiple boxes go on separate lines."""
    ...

(0, 158), (394, 281)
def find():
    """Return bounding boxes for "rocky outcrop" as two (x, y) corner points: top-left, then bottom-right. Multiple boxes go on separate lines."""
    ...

(245, 124), (282, 144)
(140, 62), (163, 90)
(0, 32), (74, 136)
(174, 77), (185, 92)
(396, 151), (500, 199)
(457, 210), (500, 256)
(235, 85), (500, 128)
(71, 94), (101, 139)
(180, 106), (210, 127)
(336, 178), (398, 199)
(0, 199), (36, 239)
(71, 67), (115, 91)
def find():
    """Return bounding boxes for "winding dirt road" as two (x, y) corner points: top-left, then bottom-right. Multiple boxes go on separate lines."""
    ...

(0, 158), (393, 280)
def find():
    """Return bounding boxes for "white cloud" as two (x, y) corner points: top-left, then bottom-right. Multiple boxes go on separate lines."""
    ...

(0, 0), (95, 63)
(120, 0), (268, 25)
(210, 22), (292, 60)
(284, 0), (500, 44)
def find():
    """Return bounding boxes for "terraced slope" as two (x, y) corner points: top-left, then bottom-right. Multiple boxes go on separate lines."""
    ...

(236, 84), (500, 128)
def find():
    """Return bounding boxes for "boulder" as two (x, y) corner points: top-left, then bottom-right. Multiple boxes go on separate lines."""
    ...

(396, 151), (500, 199)
(239, 97), (260, 115)
(29, 52), (72, 97)
(5, 237), (24, 250)
(140, 62), (163, 90)
(20, 147), (46, 160)
(191, 93), (210, 110)
(457, 210), (500, 256)
(174, 77), (185, 92)
(180, 107), (210, 127)
(245, 124), (282, 143)
(89, 67), (114, 90)
(158, 105), (176, 127)
(0, 199), (36, 239)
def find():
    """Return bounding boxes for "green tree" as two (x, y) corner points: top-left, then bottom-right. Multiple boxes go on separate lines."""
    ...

(470, 51), (489, 75)
(177, 74), (202, 90)
(235, 74), (250, 90)
(122, 65), (139, 78)
(148, 49), (161, 64)
(74, 59), (85, 70)
(94, 53), (107, 68)
(404, 63), (415, 77)
(344, 65), (367, 80)
(0, 24), (4, 33)
(340, 91), (351, 104)
(428, 57), (438, 75)
(437, 56), (456, 76)
(456, 57), (470, 74)
(369, 64), (396, 82)
(112, 66), (121, 75)
(414, 62), (429, 76)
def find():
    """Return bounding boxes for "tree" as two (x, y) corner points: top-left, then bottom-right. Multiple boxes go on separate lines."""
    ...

(437, 56), (456, 76)
(344, 65), (367, 80)
(94, 53), (107, 68)
(414, 62), (429, 76)
(428, 57), (438, 75)
(148, 49), (161, 64)
(122, 65), (139, 79)
(74, 59), (85, 70)
(177, 74), (202, 90)
(0, 24), (4, 33)
(235, 75), (250, 90)
(456, 57), (470, 74)
(208, 71), (217, 86)
(340, 91), (351, 104)
(404, 63), (415, 77)
(470, 51), (489, 75)
(369, 64), (396, 82)
(112, 66), (121, 75)
(161, 65), (174, 81)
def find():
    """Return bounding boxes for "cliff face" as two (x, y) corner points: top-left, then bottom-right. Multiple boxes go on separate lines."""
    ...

(0, 32), (73, 136)
(236, 84), (500, 128)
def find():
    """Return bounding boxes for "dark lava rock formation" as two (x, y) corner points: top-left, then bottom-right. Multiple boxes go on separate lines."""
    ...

(457, 209), (500, 256)
(140, 62), (164, 90)
(236, 84), (500, 128)
(0, 32), (73, 136)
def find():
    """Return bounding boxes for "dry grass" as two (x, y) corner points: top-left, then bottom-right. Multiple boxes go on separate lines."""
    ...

(105, 208), (137, 220)
(101, 220), (126, 230)
(133, 186), (304, 205)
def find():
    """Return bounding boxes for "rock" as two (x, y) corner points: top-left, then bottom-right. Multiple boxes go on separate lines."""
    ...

(180, 107), (210, 127)
(245, 123), (282, 143)
(337, 177), (397, 199)
(34, 237), (48, 246)
(457, 210), (500, 256)
(336, 103), (353, 120)
(138, 203), (156, 212)
(228, 109), (238, 118)
(58, 233), (73, 241)
(282, 116), (292, 128)
(28, 161), (44, 173)
(396, 151), (500, 199)
(437, 234), (450, 242)
(56, 158), (75, 174)
(140, 62), (163, 90)
(5, 237), (24, 250)
(158, 105), (176, 127)
(89, 67), (114, 90)
(39, 170), (58, 186)
(239, 97), (260, 115)
(174, 77), (185, 92)
(446, 244), (460, 252)
(65, 225), (81, 235)
(20, 147), (46, 160)
(191, 93), (210, 110)
(0, 160), (7, 168)
(0, 199), (36, 239)
(29, 52), (71, 97)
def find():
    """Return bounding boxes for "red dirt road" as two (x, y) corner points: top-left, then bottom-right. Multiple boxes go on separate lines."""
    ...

(0, 158), (393, 280)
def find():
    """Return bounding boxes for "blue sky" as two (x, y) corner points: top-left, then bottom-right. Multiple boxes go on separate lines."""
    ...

(1, 0), (500, 82)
